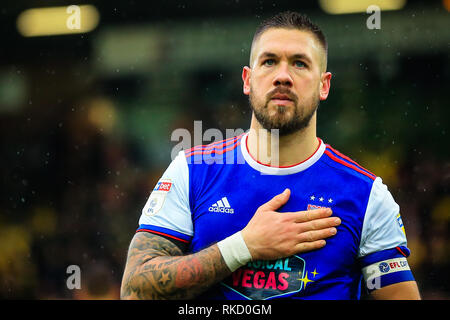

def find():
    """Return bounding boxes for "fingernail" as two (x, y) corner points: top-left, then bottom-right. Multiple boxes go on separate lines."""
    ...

(283, 188), (289, 195)
(334, 218), (341, 224)
(330, 228), (337, 235)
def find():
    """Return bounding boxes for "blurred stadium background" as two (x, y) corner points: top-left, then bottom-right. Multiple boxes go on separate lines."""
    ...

(0, 0), (448, 299)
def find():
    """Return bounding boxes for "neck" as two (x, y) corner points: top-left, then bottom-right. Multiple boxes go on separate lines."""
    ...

(247, 114), (319, 167)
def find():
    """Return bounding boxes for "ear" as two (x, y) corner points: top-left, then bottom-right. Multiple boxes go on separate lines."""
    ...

(319, 72), (332, 101)
(242, 66), (251, 96)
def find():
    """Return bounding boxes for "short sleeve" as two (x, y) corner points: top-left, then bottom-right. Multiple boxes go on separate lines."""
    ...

(137, 151), (193, 248)
(358, 177), (415, 291)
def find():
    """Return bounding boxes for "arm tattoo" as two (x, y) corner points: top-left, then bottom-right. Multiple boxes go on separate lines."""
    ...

(120, 232), (231, 300)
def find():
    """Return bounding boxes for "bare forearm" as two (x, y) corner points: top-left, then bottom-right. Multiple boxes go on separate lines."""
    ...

(120, 233), (231, 300)
(371, 281), (421, 300)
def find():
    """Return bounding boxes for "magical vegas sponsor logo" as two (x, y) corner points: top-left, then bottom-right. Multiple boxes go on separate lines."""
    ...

(232, 259), (292, 290)
(221, 256), (306, 300)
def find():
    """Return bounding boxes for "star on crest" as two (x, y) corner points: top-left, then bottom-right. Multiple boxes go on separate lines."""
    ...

(310, 195), (316, 201)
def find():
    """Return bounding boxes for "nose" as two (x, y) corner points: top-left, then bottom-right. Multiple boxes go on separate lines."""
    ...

(272, 63), (293, 87)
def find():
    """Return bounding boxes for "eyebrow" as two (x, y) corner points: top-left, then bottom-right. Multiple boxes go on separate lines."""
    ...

(258, 51), (312, 64)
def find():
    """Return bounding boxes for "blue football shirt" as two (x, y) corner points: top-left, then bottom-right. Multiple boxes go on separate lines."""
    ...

(137, 132), (415, 300)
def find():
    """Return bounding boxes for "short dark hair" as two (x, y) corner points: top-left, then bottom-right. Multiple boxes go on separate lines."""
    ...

(250, 11), (328, 68)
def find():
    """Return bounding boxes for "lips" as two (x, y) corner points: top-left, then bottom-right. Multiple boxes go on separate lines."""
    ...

(271, 93), (292, 101)
(270, 92), (294, 106)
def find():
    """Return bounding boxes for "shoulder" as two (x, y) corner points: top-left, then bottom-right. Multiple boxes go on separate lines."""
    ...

(162, 149), (189, 180)
(184, 133), (245, 164)
(321, 143), (377, 185)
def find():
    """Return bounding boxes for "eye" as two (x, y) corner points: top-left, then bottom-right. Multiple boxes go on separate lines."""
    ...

(263, 59), (275, 66)
(294, 60), (306, 68)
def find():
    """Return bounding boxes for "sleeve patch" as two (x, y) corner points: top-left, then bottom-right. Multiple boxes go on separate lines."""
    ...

(154, 180), (173, 192)
(144, 179), (172, 217)
(362, 257), (413, 291)
(396, 213), (406, 235)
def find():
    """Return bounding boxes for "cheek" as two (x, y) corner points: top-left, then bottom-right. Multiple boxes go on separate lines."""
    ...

(251, 74), (273, 96)
(295, 75), (320, 94)
(249, 79), (264, 97)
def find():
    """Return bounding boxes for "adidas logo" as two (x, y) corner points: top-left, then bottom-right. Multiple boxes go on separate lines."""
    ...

(208, 197), (234, 214)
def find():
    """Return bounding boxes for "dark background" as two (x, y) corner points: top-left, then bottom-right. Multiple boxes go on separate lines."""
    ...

(0, 0), (448, 299)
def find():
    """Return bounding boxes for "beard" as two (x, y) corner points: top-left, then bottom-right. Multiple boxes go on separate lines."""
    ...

(249, 85), (320, 136)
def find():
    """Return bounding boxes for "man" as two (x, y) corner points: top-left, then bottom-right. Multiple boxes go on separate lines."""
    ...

(120, 11), (420, 300)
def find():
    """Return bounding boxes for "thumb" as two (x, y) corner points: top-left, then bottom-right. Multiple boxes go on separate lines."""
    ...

(260, 188), (290, 211)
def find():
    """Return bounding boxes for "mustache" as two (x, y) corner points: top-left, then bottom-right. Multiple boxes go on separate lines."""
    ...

(266, 87), (298, 103)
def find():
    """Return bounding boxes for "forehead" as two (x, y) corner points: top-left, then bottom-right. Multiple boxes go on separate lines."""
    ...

(252, 28), (322, 65)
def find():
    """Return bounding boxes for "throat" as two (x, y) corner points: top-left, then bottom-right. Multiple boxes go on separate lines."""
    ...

(246, 126), (319, 167)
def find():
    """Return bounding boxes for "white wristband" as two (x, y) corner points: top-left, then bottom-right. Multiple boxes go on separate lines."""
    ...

(217, 231), (253, 272)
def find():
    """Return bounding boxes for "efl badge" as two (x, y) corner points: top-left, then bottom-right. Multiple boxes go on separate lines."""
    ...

(144, 179), (172, 217)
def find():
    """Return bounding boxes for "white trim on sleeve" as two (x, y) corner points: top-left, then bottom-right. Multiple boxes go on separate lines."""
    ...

(358, 177), (407, 257)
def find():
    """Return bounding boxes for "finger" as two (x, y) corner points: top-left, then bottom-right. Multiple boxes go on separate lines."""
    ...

(259, 188), (290, 211)
(300, 216), (341, 232)
(293, 208), (333, 223)
(297, 227), (337, 243)
(294, 240), (327, 253)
